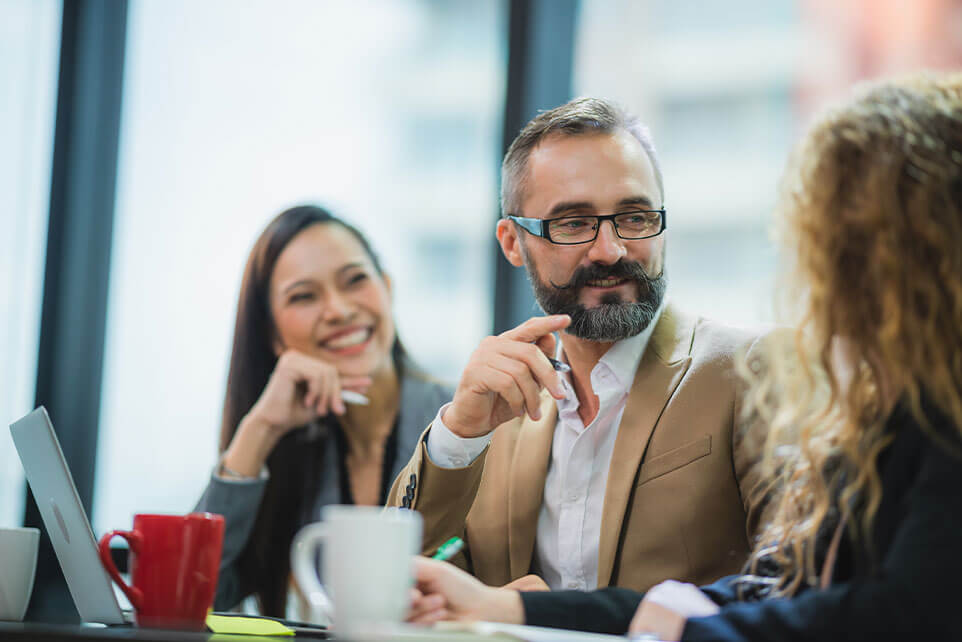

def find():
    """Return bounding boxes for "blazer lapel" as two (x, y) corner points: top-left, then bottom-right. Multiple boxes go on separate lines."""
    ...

(507, 390), (558, 579)
(596, 304), (695, 587)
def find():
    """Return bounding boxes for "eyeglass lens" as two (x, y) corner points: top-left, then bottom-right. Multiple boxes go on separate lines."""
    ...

(547, 211), (662, 243)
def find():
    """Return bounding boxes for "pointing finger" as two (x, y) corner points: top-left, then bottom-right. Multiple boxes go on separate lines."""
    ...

(500, 315), (570, 343)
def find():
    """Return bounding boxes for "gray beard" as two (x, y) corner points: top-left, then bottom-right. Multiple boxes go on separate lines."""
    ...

(525, 260), (667, 342)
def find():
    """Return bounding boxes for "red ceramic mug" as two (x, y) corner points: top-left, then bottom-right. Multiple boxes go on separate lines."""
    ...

(98, 513), (224, 630)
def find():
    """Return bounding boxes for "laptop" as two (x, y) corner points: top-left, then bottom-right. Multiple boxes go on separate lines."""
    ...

(10, 407), (331, 637)
(10, 407), (129, 625)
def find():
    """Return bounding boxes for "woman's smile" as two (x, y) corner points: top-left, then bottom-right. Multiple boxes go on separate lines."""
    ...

(318, 325), (375, 356)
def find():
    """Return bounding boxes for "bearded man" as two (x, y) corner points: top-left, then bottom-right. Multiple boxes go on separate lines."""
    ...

(388, 98), (767, 596)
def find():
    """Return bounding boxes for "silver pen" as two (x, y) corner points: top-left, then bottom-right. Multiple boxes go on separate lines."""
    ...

(547, 357), (571, 373)
(340, 390), (370, 405)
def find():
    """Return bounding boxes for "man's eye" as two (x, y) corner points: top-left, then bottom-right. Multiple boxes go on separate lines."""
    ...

(289, 292), (314, 303)
(347, 273), (368, 286)
(619, 211), (658, 225)
(558, 219), (589, 229)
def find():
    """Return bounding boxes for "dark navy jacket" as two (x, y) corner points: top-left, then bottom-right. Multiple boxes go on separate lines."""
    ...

(523, 397), (962, 641)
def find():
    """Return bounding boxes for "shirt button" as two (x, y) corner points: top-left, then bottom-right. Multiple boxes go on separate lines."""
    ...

(567, 581), (579, 589)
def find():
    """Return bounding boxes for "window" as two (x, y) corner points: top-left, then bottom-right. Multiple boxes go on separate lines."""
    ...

(574, 0), (962, 328)
(574, 0), (799, 327)
(93, 0), (505, 532)
(0, 0), (61, 527)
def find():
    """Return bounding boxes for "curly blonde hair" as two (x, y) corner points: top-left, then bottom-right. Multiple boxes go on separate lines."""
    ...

(740, 72), (962, 597)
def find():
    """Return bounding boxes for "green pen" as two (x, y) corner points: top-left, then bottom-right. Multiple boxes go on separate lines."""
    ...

(431, 536), (464, 562)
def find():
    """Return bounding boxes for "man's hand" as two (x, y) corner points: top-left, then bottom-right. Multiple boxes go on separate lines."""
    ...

(442, 315), (571, 438)
(407, 558), (524, 625)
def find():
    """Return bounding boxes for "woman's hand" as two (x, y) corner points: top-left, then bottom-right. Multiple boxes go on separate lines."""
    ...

(221, 350), (371, 476)
(251, 350), (372, 428)
(628, 580), (720, 640)
(407, 558), (524, 626)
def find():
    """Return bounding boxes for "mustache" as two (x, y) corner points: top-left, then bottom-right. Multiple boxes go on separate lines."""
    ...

(548, 260), (654, 291)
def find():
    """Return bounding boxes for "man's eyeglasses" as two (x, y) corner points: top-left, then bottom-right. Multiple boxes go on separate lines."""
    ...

(507, 209), (667, 245)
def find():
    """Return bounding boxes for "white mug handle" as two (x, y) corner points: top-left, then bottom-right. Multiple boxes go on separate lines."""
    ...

(291, 523), (334, 626)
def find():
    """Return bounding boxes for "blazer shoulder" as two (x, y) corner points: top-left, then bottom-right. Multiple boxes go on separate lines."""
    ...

(651, 303), (769, 365)
(399, 370), (454, 424)
(401, 364), (454, 401)
(690, 314), (773, 366)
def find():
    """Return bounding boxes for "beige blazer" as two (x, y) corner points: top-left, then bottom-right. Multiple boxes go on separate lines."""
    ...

(388, 304), (766, 592)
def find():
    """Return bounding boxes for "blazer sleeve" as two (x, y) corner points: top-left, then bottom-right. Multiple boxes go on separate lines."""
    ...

(681, 434), (962, 642)
(386, 425), (488, 572)
(521, 587), (644, 635)
(518, 577), (744, 634)
(194, 475), (267, 610)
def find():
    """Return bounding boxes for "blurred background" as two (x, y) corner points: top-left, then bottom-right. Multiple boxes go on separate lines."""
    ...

(2, 0), (961, 620)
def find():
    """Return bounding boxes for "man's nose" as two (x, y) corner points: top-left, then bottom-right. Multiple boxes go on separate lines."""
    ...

(586, 219), (627, 265)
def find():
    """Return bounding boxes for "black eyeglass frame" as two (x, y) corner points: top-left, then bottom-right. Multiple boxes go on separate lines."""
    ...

(506, 209), (667, 245)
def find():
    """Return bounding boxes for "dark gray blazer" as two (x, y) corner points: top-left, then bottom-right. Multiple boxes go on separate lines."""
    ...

(195, 370), (452, 610)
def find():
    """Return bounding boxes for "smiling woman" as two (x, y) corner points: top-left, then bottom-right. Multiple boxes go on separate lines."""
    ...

(194, 205), (452, 617)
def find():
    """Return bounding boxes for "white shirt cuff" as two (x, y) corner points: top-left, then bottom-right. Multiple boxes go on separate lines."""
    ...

(426, 402), (492, 469)
(213, 456), (269, 483)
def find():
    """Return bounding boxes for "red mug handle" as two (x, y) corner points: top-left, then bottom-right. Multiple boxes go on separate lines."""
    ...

(98, 530), (145, 611)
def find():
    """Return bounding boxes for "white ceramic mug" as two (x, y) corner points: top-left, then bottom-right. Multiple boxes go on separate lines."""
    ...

(0, 527), (40, 621)
(291, 506), (422, 635)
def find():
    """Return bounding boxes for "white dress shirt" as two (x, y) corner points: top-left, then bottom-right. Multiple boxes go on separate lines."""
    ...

(426, 309), (661, 590)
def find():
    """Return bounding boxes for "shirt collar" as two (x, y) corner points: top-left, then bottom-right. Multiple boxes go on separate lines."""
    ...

(555, 302), (665, 408)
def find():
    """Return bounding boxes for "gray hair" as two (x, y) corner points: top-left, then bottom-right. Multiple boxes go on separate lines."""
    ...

(500, 97), (665, 216)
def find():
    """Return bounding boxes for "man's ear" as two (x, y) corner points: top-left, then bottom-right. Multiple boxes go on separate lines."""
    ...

(496, 218), (525, 267)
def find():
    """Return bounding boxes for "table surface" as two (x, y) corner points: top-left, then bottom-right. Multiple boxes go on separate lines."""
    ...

(0, 621), (325, 642)
(1, 619), (627, 641)
(0, 621), (536, 642)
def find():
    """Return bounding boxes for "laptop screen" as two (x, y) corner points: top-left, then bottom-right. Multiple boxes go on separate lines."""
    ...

(10, 407), (127, 625)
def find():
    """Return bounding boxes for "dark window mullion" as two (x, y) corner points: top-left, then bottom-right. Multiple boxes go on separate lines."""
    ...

(24, 0), (128, 623)
(493, 0), (579, 334)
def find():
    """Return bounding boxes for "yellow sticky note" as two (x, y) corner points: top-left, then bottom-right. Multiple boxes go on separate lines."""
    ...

(206, 613), (296, 636)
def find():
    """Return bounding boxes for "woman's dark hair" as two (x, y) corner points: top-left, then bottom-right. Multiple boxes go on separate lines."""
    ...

(219, 204), (403, 615)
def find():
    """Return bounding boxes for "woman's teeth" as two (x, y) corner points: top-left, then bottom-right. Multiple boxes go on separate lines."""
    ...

(323, 328), (371, 349)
